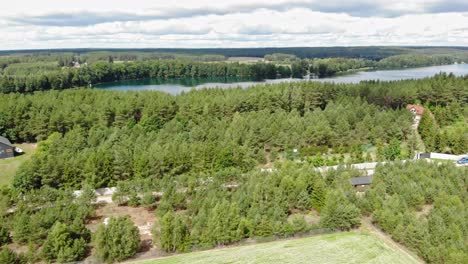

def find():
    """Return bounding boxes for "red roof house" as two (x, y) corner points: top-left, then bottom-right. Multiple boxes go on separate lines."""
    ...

(406, 105), (425, 115)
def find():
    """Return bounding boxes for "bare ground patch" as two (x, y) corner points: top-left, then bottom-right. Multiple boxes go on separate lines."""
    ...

(87, 203), (158, 254)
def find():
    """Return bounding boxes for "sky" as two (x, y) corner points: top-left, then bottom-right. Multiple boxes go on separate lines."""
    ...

(0, 0), (467, 50)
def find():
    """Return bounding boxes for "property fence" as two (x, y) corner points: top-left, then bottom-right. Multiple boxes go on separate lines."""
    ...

(417, 152), (465, 161)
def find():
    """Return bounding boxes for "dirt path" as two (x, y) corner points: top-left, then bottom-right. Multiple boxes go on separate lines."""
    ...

(361, 217), (425, 264)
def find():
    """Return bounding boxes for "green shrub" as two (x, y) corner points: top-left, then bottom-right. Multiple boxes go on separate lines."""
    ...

(93, 216), (140, 263)
(42, 222), (89, 263)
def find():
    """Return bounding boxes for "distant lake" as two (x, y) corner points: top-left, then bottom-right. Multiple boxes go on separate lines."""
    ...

(94, 64), (468, 95)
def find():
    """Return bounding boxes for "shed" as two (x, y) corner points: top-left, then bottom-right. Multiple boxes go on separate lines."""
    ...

(350, 176), (373, 186)
(0, 136), (14, 159)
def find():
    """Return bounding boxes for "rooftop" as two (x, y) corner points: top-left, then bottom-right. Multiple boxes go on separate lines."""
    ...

(350, 176), (373, 186)
(0, 136), (13, 147)
(406, 104), (425, 115)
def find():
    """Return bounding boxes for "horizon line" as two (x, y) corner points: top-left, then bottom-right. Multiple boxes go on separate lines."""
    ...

(2, 45), (468, 53)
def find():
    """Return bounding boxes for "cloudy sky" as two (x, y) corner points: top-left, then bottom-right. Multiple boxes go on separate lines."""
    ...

(0, 0), (467, 50)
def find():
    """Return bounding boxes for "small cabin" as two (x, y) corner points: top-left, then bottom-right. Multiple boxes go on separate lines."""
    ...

(0, 136), (14, 160)
(350, 176), (372, 192)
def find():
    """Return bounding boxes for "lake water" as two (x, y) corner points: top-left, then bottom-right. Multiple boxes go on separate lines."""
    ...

(95, 64), (468, 95)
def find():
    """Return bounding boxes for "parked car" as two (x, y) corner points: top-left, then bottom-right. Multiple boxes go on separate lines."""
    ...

(457, 157), (468, 165)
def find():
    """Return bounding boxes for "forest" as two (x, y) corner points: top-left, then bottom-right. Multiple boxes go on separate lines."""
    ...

(0, 59), (291, 93)
(0, 74), (466, 188)
(2, 47), (468, 94)
(0, 73), (467, 263)
(361, 161), (467, 263)
(290, 53), (468, 78)
(2, 46), (468, 59)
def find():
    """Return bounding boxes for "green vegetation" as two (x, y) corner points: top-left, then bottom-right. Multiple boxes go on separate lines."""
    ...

(2, 46), (467, 60)
(291, 53), (468, 78)
(0, 143), (36, 186)
(2, 47), (468, 93)
(4, 76), (436, 190)
(320, 190), (360, 230)
(93, 216), (140, 263)
(419, 103), (468, 153)
(264, 53), (298, 62)
(136, 232), (419, 264)
(0, 246), (26, 264)
(361, 161), (467, 263)
(0, 59), (291, 93)
(42, 222), (89, 263)
(0, 72), (466, 263)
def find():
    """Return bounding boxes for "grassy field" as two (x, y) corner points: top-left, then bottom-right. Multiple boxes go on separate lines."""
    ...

(0, 143), (36, 186)
(134, 231), (419, 264)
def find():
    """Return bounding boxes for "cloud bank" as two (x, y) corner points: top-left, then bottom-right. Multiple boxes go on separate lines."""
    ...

(0, 0), (467, 49)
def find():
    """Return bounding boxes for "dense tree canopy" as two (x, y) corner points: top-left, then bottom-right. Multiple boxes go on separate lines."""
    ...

(0, 59), (291, 93)
(362, 161), (467, 264)
(0, 72), (466, 263)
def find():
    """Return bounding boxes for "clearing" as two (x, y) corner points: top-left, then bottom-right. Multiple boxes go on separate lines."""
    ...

(0, 143), (37, 186)
(131, 231), (420, 264)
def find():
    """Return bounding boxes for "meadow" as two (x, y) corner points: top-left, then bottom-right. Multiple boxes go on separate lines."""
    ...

(0, 143), (36, 186)
(135, 231), (420, 264)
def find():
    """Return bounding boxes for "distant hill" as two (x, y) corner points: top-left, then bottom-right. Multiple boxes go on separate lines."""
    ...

(1, 46), (467, 60)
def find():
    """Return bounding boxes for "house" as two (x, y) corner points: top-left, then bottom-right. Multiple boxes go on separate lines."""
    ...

(406, 104), (425, 116)
(72, 61), (81, 68)
(350, 176), (372, 192)
(0, 136), (14, 159)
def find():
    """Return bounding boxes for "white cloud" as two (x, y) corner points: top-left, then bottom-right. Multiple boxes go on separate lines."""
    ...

(0, 0), (466, 49)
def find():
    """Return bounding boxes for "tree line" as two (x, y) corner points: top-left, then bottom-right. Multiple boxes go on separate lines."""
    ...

(290, 54), (468, 78)
(0, 60), (291, 93)
(2, 49), (468, 93)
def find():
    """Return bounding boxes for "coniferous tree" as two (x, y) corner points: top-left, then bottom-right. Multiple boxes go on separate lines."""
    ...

(93, 216), (140, 263)
(42, 222), (88, 263)
(418, 111), (438, 151)
(320, 191), (360, 230)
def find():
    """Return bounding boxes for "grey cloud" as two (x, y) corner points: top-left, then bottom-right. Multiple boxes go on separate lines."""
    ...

(8, 0), (468, 28)
(11, 11), (157, 27)
(237, 24), (343, 35)
(8, 2), (312, 27)
(306, 2), (404, 17)
(0, 1), (420, 27)
(426, 0), (468, 13)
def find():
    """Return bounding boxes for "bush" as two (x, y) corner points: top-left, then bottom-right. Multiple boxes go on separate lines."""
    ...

(127, 192), (140, 207)
(0, 224), (10, 246)
(42, 222), (89, 263)
(112, 190), (127, 206)
(320, 191), (361, 230)
(93, 216), (140, 263)
(291, 215), (308, 233)
(0, 247), (25, 264)
(141, 192), (156, 209)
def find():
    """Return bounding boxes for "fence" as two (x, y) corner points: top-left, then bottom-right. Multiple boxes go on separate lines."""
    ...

(417, 152), (465, 161)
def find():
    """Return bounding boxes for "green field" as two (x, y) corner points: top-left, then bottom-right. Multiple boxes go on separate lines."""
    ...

(0, 143), (36, 186)
(135, 232), (419, 264)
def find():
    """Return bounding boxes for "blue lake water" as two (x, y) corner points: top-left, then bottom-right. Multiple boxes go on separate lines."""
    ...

(95, 64), (468, 95)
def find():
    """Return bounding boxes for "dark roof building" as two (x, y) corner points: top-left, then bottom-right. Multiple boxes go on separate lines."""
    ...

(0, 136), (14, 159)
(0, 136), (13, 147)
(350, 176), (373, 186)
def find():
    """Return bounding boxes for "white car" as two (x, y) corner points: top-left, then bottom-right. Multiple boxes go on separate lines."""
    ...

(14, 147), (24, 153)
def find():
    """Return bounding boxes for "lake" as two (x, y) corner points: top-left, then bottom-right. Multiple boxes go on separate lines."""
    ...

(95, 64), (468, 95)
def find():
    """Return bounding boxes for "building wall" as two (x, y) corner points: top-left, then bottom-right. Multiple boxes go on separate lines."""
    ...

(0, 143), (14, 159)
(418, 152), (465, 161)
